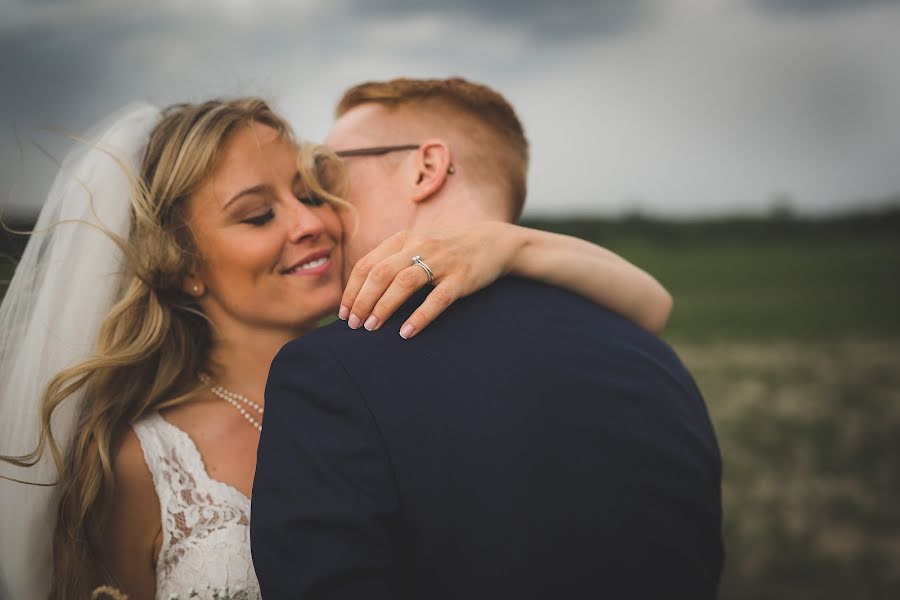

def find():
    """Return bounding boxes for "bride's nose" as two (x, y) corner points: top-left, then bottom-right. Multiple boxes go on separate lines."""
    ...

(285, 199), (326, 243)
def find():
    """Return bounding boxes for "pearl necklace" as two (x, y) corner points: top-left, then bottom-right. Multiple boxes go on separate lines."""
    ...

(199, 373), (263, 431)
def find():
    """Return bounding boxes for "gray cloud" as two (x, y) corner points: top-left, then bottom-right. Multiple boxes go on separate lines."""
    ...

(1, 17), (132, 125)
(344, 0), (654, 39)
(1, 0), (900, 219)
(755, 0), (898, 16)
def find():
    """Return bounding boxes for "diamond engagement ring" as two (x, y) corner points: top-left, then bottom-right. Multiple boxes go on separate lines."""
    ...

(411, 255), (434, 285)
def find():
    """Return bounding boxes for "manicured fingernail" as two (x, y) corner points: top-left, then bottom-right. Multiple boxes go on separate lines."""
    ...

(338, 305), (349, 320)
(348, 314), (361, 329)
(364, 315), (379, 331)
(399, 323), (415, 339)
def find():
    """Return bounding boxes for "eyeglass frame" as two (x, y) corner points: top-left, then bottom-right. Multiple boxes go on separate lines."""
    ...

(334, 144), (420, 158)
(333, 143), (456, 174)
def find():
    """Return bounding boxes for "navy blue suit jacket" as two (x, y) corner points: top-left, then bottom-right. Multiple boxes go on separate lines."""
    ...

(252, 278), (723, 599)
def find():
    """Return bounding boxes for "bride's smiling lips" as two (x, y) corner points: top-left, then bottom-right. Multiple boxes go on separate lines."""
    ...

(281, 249), (334, 276)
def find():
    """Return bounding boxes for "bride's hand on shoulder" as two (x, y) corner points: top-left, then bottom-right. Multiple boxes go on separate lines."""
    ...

(339, 222), (525, 339)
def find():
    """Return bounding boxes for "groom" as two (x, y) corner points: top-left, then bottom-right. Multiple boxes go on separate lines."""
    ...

(252, 77), (723, 599)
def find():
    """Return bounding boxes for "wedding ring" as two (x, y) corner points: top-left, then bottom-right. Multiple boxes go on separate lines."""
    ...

(411, 255), (434, 285)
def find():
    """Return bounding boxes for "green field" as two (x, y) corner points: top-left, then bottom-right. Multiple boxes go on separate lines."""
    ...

(3, 211), (900, 598)
(524, 212), (900, 343)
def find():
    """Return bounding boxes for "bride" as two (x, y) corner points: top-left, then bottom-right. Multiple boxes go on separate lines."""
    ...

(0, 98), (671, 599)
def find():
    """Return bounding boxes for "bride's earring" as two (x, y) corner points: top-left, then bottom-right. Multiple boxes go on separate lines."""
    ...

(184, 271), (204, 297)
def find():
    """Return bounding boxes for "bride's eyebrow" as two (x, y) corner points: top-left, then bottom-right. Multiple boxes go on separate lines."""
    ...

(224, 184), (271, 209)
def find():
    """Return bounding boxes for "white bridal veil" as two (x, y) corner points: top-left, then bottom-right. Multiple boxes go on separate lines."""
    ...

(0, 104), (161, 600)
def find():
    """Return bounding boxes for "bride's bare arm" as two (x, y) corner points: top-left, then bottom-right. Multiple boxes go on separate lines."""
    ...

(340, 221), (672, 339)
(98, 429), (160, 600)
(505, 225), (672, 334)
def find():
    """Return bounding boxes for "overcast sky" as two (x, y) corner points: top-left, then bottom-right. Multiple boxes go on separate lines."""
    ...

(2, 0), (899, 219)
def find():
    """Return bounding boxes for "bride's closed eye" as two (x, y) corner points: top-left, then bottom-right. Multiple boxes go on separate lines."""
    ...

(296, 193), (326, 207)
(239, 195), (325, 226)
(242, 210), (275, 226)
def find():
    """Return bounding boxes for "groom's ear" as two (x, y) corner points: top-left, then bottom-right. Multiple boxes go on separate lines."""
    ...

(410, 139), (452, 204)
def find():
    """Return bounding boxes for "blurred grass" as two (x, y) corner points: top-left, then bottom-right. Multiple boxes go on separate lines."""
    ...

(3, 209), (899, 598)
(523, 210), (900, 344)
(620, 236), (899, 343)
(679, 341), (900, 599)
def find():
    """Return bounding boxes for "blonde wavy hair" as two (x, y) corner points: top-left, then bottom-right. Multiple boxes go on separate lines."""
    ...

(1, 98), (347, 599)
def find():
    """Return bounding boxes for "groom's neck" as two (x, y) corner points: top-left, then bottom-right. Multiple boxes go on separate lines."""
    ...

(408, 186), (513, 232)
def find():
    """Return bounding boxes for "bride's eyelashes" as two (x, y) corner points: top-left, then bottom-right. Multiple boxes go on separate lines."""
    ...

(237, 192), (326, 226)
(296, 193), (325, 207)
(242, 209), (275, 226)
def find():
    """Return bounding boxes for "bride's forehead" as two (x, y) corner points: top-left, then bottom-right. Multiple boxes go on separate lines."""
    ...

(209, 133), (298, 184)
(182, 141), (298, 214)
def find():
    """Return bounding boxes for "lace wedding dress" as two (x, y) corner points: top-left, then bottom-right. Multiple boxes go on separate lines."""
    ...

(132, 412), (261, 600)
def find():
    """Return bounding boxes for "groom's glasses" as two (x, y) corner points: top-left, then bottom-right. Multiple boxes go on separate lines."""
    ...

(334, 143), (456, 175)
(334, 144), (420, 158)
